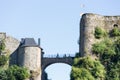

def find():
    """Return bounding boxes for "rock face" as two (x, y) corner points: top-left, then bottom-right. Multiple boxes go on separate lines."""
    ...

(80, 13), (120, 56)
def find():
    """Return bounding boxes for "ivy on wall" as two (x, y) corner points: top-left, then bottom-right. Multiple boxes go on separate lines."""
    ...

(71, 57), (106, 80)
(71, 26), (120, 80)
(94, 27), (106, 39)
(0, 40), (5, 54)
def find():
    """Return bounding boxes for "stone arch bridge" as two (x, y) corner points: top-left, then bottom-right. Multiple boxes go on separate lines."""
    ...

(41, 54), (74, 80)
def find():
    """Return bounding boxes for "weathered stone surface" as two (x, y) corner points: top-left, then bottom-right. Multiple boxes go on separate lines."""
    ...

(41, 57), (74, 80)
(18, 47), (41, 80)
(0, 32), (6, 40)
(1, 13), (120, 80)
(5, 35), (20, 54)
(80, 13), (120, 56)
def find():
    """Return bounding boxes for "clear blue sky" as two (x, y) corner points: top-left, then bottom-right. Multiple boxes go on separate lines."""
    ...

(0, 0), (120, 80)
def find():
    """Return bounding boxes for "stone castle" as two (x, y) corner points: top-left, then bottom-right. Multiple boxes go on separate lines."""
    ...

(0, 33), (42, 80)
(0, 33), (73, 80)
(0, 13), (120, 80)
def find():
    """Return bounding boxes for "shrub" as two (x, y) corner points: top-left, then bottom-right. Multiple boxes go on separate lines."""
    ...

(0, 65), (30, 80)
(92, 36), (120, 79)
(71, 67), (95, 80)
(0, 40), (5, 53)
(94, 27), (106, 39)
(8, 65), (30, 80)
(114, 37), (120, 51)
(0, 55), (9, 66)
(5, 69), (16, 80)
(92, 39), (115, 57)
(92, 42), (106, 55)
(71, 57), (106, 80)
(0, 70), (7, 80)
(110, 27), (120, 37)
(106, 61), (120, 80)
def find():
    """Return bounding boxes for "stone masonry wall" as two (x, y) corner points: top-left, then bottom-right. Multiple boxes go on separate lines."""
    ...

(5, 35), (20, 54)
(80, 13), (120, 56)
(0, 33), (20, 54)
(0, 33), (42, 80)
(18, 46), (41, 80)
(0, 33), (20, 64)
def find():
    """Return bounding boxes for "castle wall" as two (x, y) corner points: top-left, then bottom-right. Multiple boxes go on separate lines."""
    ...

(0, 33), (20, 55)
(0, 33), (42, 80)
(5, 36), (20, 54)
(0, 33), (20, 64)
(80, 13), (120, 56)
(5, 36), (20, 64)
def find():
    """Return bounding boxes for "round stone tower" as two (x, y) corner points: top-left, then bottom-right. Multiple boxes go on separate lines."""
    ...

(18, 38), (41, 80)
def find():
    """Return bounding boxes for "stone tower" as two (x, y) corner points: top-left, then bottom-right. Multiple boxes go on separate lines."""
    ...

(80, 13), (120, 56)
(0, 33), (42, 80)
(18, 38), (41, 80)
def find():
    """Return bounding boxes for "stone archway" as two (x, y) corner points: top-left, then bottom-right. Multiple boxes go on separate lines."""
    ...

(45, 63), (72, 80)
(41, 57), (74, 80)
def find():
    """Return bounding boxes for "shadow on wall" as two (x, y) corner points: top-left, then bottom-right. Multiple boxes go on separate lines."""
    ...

(9, 46), (20, 66)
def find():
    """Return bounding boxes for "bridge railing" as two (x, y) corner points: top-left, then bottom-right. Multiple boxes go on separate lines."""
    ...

(43, 54), (75, 58)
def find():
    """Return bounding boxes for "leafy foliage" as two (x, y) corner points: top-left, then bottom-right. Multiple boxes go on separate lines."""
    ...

(72, 35), (120, 80)
(0, 40), (5, 54)
(110, 27), (120, 37)
(94, 27), (106, 39)
(71, 57), (106, 80)
(0, 39), (30, 80)
(0, 55), (9, 66)
(0, 65), (30, 80)
(92, 42), (106, 55)
(92, 39), (115, 59)
(0, 70), (8, 80)
(106, 61), (120, 80)
(71, 67), (95, 80)
(8, 65), (30, 80)
(92, 37), (120, 79)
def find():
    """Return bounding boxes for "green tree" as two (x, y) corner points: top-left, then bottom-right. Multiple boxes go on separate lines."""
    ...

(0, 40), (5, 54)
(71, 67), (95, 80)
(71, 57), (106, 80)
(0, 70), (7, 80)
(0, 55), (9, 66)
(94, 27), (106, 39)
(110, 27), (120, 37)
(8, 65), (30, 80)
(0, 65), (30, 80)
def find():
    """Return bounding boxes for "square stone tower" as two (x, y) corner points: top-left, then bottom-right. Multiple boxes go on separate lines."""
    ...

(79, 13), (120, 56)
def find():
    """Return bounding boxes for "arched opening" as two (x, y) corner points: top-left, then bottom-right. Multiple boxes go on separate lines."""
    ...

(44, 63), (71, 80)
